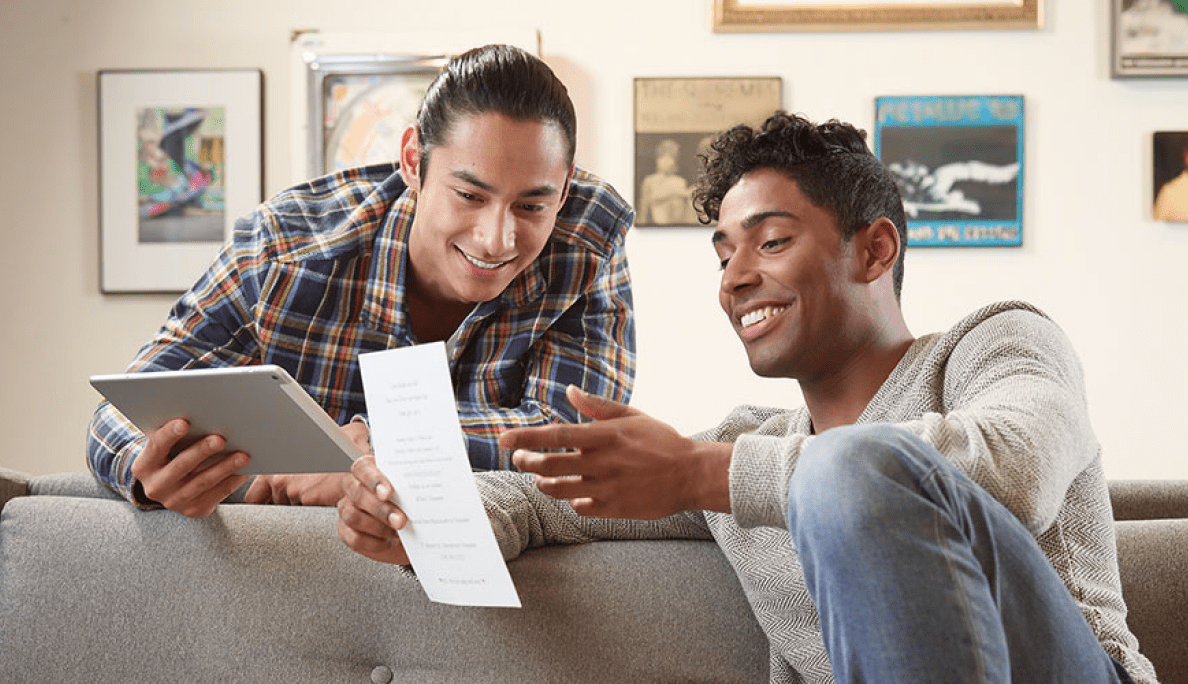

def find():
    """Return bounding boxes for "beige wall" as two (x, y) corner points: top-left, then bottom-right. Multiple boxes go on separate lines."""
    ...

(2, 1), (1186, 479)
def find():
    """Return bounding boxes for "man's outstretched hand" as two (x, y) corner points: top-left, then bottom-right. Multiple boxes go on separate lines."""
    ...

(499, 385), (732, 519)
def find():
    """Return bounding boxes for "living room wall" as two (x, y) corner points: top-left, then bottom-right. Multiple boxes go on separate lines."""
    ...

(2, 0), (1185, 480)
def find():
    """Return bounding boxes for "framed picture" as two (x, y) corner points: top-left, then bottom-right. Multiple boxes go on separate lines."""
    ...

(304, 53), (447, 178)
(1111, 0), (1188, 78)
(874, 95), (1025, 247)
(712, 0), (1042, 32)
(98, 69), (262, 293)
(633, 77), (782, 226)
(1153, 131), (1188, 221)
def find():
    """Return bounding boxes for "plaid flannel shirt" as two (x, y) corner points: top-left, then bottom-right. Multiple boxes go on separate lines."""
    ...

(87, 163), (636, 504)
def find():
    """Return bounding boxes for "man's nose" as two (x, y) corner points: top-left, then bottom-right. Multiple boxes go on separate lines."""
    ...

(474, 206), (515, 254)
(720, 250), (759, 294)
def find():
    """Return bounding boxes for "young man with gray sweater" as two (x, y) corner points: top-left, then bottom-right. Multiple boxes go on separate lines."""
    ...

(339, 111), (1156, 684)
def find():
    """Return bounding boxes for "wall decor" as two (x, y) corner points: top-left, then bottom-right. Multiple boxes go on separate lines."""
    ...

(633, 77), (782, 226)
(1153, 130), (1188, 221)
(98, 69), (262, 293)
(288, 30), (540, 188)
(303, 53), (447, 178)
(712, 0), (1042, 32)
(874, 95), (1025, 247)
(1112, 0), (1188, 77)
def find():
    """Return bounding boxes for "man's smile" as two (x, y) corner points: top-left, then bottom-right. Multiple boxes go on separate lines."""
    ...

(733, 303), (790, 342)
(457, 246), (513, 271)
(740, 304), (788, 329)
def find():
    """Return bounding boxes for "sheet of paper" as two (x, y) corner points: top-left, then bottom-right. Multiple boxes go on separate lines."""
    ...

(359, 343), (521, 608)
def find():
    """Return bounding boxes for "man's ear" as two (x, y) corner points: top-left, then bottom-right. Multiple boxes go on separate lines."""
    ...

(399, 125), (422, 192)
(857, 217), (900, 285)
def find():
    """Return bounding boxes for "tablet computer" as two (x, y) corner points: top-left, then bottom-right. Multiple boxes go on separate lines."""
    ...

(89, 365), (363, 474)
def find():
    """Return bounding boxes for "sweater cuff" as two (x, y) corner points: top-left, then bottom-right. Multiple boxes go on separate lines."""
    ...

(728, 432), (809, 530)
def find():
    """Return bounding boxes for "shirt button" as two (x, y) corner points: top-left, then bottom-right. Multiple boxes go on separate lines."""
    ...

(370, 665), (393, 684)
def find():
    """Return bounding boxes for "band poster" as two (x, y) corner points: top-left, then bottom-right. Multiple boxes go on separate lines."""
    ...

(634, 77), (782, 227)
(874, 95), (1025, 247)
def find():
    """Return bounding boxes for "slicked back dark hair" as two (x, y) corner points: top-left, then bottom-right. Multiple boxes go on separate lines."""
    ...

(414, 44), (576, 178)
(693, 111), (908, 299)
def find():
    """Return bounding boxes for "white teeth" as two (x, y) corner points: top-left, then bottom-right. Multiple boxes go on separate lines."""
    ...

(461, 251), (509, 270)
(740, 305), (787, 328)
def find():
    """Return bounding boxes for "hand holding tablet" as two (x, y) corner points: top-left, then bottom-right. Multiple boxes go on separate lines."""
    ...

(90, 365), (364, 476)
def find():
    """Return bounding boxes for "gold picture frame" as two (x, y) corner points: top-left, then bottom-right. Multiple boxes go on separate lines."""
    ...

(712, 0), (1042, 32)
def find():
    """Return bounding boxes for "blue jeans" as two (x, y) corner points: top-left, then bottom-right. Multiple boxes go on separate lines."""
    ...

(786, 424), (1132, 684)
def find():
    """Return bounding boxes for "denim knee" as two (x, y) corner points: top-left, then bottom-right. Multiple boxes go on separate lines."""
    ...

(787, 424), (930, 536)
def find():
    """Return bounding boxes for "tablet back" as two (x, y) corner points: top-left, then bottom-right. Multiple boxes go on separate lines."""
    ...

(90, 365), (361, 474)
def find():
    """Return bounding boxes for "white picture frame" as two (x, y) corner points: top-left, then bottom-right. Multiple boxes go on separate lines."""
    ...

(97, 69), (262, 293)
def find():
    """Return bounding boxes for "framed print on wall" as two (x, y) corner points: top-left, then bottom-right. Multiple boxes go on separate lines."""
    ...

(98, 69), (262, 293)
(712, 0), (1043, 32)
(288, 29), (540, 187)
(1153, 130), (1188, 221)
(304, 53), (447, 178)
(633, 77), (782, 226)
(1111, 0), (1188, 78)
(874, 95), (1025, 247)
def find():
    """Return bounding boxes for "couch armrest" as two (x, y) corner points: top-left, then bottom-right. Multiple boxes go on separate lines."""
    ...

(26, 472), (251, 504)
(27, 471), (123, 500)
(0, 468), (29, 514)
(1109, 480), (1188, 521)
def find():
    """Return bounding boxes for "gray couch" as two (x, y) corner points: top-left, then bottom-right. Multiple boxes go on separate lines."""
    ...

(1, 469), (1185, 683)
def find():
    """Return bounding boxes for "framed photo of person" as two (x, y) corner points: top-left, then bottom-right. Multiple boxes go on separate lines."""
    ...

(874, 95), (1025, 247)
(1112, 0), (1188, 77)
(1153, 131), (1188, 221)
(633, 77), (782, 227)
(712, 0), (1042, 32)
(97, 69), (263, 293)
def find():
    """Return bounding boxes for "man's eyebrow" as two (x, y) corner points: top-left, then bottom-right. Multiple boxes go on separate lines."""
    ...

(450, 170), (494, 192)
(449, 169), (560, 198)
(711, 210), (796, 244)
(742, 210), (795, 230)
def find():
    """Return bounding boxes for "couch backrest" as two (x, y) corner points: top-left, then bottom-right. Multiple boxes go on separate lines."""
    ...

(0, 493), (769, 683)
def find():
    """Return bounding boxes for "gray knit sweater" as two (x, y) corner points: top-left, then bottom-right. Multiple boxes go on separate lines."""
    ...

(477, 301), (1158, 684)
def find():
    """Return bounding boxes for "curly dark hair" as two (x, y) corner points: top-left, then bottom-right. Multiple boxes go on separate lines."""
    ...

(692, 111), (907, 298)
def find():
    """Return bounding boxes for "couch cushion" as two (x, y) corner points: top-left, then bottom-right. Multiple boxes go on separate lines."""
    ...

(0, 495), (769, 683)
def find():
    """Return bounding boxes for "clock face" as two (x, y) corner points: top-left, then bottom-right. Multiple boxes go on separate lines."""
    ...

(321, 72), (437, 174)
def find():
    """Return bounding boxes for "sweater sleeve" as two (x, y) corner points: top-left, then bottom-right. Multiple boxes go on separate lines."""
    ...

(897, 309), (1098, 534)
(475, 471), (712, 561)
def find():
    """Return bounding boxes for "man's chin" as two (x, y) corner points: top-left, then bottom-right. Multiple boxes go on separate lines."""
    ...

(457, 279), (513, 304)
(745, 356), (785, 379)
